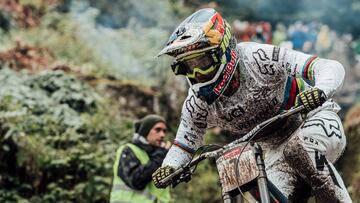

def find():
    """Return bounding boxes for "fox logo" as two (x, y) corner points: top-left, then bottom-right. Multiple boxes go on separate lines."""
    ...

(301, 116), (342, 139)
(252, 49), (276, 75)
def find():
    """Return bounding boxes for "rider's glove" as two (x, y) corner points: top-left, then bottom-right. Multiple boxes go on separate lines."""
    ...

(152, 166), (175, 188)
(295, 87), (327, 113)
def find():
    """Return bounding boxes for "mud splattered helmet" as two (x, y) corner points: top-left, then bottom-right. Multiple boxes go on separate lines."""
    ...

(158, 8), (239, 105)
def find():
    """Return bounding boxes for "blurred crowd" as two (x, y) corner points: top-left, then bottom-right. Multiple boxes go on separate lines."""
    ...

(232, 20), (360, 61)
(232, 20), (360, 113)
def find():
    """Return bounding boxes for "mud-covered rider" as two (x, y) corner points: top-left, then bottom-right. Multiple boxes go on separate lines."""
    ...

(152, 8), (352, 202)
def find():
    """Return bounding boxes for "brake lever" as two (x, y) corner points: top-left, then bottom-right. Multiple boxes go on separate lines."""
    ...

(171, 169), (193, 188)
(180, 170), (193, 183)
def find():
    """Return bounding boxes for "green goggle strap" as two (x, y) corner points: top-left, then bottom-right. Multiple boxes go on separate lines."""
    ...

(186, 65), (217, 78)
(172, 52), (206, 76)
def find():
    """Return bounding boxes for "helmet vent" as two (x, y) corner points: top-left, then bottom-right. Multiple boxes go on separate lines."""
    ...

(212, 20), (218, 29)
(180, 35), (191, 40)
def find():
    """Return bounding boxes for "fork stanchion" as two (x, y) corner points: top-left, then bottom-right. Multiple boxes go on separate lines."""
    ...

(222, 191), (232, 203)
(252, 143), (270, 203)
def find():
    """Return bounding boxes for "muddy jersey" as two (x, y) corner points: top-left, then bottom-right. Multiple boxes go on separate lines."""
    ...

(163, 42), (345, 169)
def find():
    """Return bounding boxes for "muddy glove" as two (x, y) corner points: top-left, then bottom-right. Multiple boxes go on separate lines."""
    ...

(152, 166), (175, 188)
(295, 87), (327, 113)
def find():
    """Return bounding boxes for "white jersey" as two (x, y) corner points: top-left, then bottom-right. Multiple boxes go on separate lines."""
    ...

(163, 42), (345, 169)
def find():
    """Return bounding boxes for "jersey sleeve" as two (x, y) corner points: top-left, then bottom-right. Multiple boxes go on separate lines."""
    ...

(240, 42), (345, 98)
(162, 91), (209, 169)
(279, 47), (345, 97)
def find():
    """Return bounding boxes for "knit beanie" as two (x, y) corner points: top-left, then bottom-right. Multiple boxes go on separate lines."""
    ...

(134, 114), (165, 137)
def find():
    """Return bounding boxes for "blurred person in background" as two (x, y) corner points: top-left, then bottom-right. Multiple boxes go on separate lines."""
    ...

(260, 21), (272, 44)
(302, 22), (318, 54)
(272, 23), (287, 46)
(290, 21), (306, 51)
(232, 19), (253, 42)
(153, 8), (352, 202)
(316, 24), (333, 57)
(253, 24), (266, 43)
(110, 114), (171, 203)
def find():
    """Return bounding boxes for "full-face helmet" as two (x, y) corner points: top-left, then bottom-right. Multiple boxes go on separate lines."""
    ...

(158, 8), (239, 105)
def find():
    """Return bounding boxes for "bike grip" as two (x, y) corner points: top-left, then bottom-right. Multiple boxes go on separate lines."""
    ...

(158, 154), (208, 186)
(159, 167), (184, 186)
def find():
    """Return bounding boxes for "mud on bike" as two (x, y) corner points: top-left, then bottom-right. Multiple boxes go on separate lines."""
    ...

(160, 105), (310, 203)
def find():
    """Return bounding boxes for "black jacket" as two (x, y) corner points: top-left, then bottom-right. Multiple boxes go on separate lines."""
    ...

(117, 139), (168, 190)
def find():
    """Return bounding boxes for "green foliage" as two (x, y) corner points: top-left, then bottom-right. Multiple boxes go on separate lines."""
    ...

(0, 67), (132, 202)
(0, 11), (109, 77)
(31, 71), (100, 113)
(19, 0), (45, 9)
(67, 4), (174, 84)
(87, 0), (177, 29)
(0, 190), (30, 203)
(0, 11), (11, 32)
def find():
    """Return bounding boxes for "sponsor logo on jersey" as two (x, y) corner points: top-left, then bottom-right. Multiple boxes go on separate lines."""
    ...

(214, 50), (237, 95)
(272, 46), (280, 61)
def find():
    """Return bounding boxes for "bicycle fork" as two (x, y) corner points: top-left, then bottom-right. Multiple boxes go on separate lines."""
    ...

(222, 192), (232, 203)
(221, 143), (271, 203)
(253, 143), (271, 203)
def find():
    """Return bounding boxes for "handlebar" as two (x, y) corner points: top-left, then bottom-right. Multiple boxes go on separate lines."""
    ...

(159, 151), (218, 186)
(225, 105), (305, 148)
(160, 105), (306, 187)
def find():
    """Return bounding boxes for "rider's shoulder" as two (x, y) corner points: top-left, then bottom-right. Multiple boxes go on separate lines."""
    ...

(237, 41), (260, 48)
(184, 89), (210, 107)
(237, 42), (275, 53)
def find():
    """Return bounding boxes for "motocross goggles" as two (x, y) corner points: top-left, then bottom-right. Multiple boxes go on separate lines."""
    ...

(171, 48), (223, 79)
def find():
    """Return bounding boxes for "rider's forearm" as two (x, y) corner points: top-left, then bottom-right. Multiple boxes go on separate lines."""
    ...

(312, 58), (345, 98)
(162, 95), (208, 168)
(162, 145), (193, 169)
(162, 128), (205, 168)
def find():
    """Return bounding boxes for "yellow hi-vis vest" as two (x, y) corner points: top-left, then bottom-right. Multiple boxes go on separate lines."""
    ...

(110, 143), (171, 203)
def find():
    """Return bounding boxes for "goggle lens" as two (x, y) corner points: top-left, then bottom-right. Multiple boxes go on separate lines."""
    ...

(171, 49), (222, 78)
